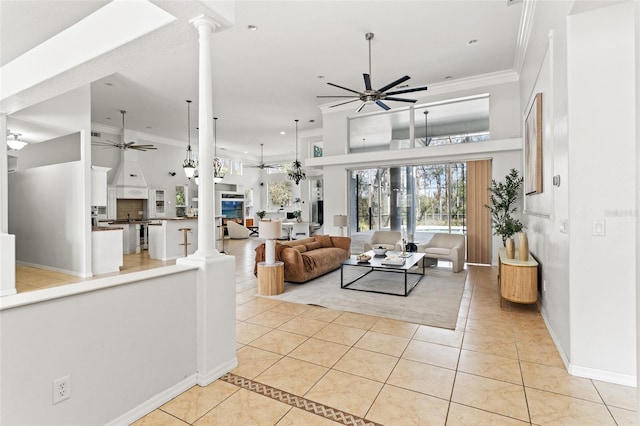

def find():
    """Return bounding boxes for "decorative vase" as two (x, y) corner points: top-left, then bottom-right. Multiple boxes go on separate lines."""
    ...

(296, 217), (302, 223)
(518, 232), (529, 261)
(505, 238), (515, 259)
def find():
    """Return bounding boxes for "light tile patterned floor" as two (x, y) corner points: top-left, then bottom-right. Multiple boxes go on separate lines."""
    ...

(15, 239), (638, 425)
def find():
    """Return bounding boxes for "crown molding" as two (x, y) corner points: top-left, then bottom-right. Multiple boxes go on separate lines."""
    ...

(513, 0), (538, 73)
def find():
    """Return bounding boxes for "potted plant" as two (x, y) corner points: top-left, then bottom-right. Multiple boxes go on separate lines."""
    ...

(485, 168), (524, 250)
(256, 210), (266, 221)
(292, 210), (302, 222)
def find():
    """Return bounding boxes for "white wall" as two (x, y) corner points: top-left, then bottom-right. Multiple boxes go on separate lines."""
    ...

(8, 162), (87, 275)
(567, 2), (637, 383)
(15, 132), (81, 170)
(518, 0), (573, 366)
(0, 267), (198, 425)
(520, 0), (637, 385)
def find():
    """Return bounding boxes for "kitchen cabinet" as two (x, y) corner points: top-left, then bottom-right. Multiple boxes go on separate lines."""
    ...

(91, 166), (111, 206)
(148, 218), (198, 260)
(107, 186), (117, 220)
(148, 189), (166, 218)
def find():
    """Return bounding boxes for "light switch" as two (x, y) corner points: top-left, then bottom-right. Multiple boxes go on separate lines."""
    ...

(592, 220), (605, 236)
(559, 218), (568, 234)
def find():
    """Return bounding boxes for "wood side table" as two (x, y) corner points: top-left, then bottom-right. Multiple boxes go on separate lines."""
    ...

(498, 248), (539, 309)
(257, 261), (284, 295)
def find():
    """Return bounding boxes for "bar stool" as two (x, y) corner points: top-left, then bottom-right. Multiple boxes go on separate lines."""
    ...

(178, 228), (191, 257)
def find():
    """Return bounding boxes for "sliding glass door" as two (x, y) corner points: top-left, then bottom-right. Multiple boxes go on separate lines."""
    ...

(350, 162), (467, 242)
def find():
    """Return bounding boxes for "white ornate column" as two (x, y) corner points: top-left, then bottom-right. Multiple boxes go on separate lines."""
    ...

(0, 113), (16, 296)
(177, 14), (237, 386)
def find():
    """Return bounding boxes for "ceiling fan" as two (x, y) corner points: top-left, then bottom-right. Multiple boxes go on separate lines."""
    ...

(317, 32), (428, 113)
(246, 143), (278, 169)
(92, 110), (157, 151)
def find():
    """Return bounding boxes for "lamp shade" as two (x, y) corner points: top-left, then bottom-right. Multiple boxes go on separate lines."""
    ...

(333, 215), (348, 227)
(259, 220), (281, 239)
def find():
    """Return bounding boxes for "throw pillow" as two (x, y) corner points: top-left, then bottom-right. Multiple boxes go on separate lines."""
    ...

(305, 242), (322, 251)
(291, 245), (307, 253)
(314, 234), (333, 248)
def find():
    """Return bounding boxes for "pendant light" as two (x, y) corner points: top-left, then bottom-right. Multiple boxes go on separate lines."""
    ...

(287, 119), (306, 185)
(182, 100), (196, 179)
(213, 117), (225, 183)
(7, 133), (27, 151)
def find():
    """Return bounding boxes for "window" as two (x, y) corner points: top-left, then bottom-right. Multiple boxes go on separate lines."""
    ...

(268, 181), (292, 208)
(175, 185), (187, 217)
(348, 94), (490, 153)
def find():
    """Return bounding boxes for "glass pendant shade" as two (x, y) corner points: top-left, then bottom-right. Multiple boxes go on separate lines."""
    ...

(287, 119), (306, 185)
(213, 117), (224, 183)
(183, 100), (196, 178)
(7, 133), (27, 151)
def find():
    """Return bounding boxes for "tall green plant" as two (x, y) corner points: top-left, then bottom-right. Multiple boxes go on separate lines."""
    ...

(486, 168), (524, 246)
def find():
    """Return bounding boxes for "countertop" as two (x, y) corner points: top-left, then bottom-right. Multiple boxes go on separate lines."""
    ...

(92, 226), (123, 232)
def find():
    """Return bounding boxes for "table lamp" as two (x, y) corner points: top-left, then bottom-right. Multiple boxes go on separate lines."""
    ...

(259, 220), (281, 264)
(333, 214), (348, 236)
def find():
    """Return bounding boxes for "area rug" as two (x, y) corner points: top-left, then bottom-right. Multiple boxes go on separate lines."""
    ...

(266, 266), (467, 330)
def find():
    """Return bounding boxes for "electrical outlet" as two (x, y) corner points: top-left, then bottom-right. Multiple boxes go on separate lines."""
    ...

(53, 375), (71, 404)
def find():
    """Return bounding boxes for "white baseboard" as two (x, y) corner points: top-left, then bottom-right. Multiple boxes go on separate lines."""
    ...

(105, 374), (199, 426)
(15, 260), (90, 278)
(569, 364), (637, 387)
(198, 357), (238, 386)
(542, 305), (637, 388)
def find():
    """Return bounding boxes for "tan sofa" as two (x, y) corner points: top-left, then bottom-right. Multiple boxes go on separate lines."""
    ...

(254, 235), (351, 283)
(417, 233), (466, 273)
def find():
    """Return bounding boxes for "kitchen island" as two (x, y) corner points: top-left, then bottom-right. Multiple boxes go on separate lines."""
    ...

(148, 218), (198, 261)
(91, 227), (123, 275)
(99, 220), (149, 254)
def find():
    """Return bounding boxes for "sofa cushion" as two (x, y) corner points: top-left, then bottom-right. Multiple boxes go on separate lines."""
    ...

(291, 245), (307, 253)
(305, 242), (322, 251)
(314, 234), (333, 248)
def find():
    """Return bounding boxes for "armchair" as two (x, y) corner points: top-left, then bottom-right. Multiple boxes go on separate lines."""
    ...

(226, 220), (250, 239)
(363, 230), (403, 252)
(417, 233), (465, 272)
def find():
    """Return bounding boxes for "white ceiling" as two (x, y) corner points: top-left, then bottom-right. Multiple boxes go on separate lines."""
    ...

(1, 0), (523, 163)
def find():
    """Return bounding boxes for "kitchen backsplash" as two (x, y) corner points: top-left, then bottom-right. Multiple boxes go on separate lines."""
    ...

(117, 199), (145, 220)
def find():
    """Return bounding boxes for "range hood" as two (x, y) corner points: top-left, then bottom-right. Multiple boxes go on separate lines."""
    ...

(112, 149), (149, 199)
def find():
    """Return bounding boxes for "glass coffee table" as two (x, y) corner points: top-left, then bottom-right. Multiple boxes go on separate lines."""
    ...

(340, 250), (426, 297)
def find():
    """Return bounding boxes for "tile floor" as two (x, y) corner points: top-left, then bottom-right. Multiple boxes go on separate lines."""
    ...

(13, 239), (638, 425)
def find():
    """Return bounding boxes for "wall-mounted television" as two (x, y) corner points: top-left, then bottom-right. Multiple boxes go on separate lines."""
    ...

(221, 200), (243, 219)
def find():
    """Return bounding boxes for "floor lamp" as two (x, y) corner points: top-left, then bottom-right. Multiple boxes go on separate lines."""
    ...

(259, 220), (281, 264)
(333, 214), (348, 236)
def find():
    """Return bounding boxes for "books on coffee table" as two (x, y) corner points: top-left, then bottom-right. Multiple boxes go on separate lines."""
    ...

(381, 256), (405, 266)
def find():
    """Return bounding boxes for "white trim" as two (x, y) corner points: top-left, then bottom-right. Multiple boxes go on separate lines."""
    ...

(569, 364), (637, 388)
(513, 0), (538, 73)
(105, 373), (199, 426)
(14, 260), (89, 278)
(543, 303), (637, 387)
(197, 357), (238, 386)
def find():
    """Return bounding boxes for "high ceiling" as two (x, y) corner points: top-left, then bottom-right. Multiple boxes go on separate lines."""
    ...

(1, 0), (523, 163)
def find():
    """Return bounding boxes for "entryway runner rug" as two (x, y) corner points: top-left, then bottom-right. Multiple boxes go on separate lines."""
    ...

(265, 266), (467, 330)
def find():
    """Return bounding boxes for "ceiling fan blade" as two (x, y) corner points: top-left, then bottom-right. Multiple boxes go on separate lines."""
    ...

(375, 100), (391, 111)
(386, 85), (429, 96)
(91, 141), (118, 146)
(384, 97), (417, 103)
(316, 95), (359, 98)
(363, 73), (372, 91)
(133, 145), (157, 149)
(329, 98), (361, 108)
(377, 75), (411, 93)
(356, 102), (367, 113)
(327, 82), (361, 95)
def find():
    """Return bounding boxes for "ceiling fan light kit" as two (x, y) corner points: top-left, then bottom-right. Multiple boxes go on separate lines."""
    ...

(318, 32), (428, 112)
(92, 110), (157, 151)
(287, 119), (306, 185)
(182, 100), (196, 179)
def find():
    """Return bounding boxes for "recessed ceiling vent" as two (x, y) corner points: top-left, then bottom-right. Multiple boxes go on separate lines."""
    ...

(91, 131), (101, 138)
